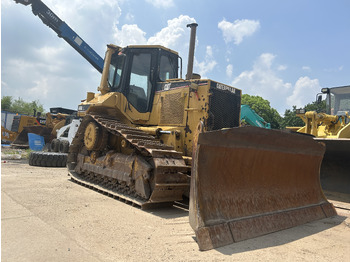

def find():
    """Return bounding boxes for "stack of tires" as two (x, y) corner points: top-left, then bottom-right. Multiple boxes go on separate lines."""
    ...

(50, 138), (70, 153)
(28, 138), (70, 167)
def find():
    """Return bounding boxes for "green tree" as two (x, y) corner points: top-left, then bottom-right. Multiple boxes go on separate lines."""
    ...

(1, 96), (45, 115)
(281, 106), (304, 128)
(241, 94), (283, 129)
(305, 100), (326, 113)
(1, 96), (13, 111)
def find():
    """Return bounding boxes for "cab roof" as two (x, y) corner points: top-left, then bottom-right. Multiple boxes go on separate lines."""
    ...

(126, 45), (179, 55)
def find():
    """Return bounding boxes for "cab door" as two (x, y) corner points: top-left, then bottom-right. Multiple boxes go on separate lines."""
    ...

(121, 49), (157, 122)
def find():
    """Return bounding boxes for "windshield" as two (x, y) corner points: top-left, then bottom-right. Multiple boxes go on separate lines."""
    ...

(108, 52), (125, 91)
(159, 54), (178, 81)
(328, 86), (350, 115)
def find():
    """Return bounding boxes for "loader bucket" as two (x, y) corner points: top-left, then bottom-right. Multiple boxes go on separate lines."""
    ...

(189, 126), (337, 251)
(12, 126), (53, 147)
(315, 138), (350, 195)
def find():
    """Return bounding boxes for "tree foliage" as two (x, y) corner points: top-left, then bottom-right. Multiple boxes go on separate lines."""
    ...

(280, 106), (304, 128)
(1, 96), (45, 115)
(241, 94), (282, 129)
(1, 96), (12, 111)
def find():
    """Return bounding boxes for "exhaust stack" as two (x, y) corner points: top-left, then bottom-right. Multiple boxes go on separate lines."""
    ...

(186, 23), (198, 80)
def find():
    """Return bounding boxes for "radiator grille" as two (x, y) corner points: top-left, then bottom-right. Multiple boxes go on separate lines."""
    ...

(11, 116), (21, 132)
(207, 87), (241, 131)
(160, 93), (184, 125)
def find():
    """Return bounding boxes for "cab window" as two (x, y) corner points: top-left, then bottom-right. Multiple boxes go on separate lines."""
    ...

(127, 53), (152, 112)
(108, 52), (125, 91)
(159, 54), (177, 81)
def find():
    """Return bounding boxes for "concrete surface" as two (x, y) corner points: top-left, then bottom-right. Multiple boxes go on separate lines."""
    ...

(1, 159), (349, 261)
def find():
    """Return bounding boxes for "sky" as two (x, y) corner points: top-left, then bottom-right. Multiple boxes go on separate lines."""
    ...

(1, 0), (349, 115)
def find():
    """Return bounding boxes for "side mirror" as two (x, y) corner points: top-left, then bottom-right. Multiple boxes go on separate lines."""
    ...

(317, 94), (323, 104)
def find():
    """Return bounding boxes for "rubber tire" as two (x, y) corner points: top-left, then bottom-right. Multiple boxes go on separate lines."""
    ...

(59, 140), (70, 153)
(28, 152), (67, 167)
(50, 139), (60, 152)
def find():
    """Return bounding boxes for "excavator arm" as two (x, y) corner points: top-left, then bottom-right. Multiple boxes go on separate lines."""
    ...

(240, 105), (271, 129)
(13, 0), (104, 73)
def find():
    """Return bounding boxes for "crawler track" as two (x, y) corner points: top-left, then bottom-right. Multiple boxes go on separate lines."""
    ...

(67, 114), (190, 209)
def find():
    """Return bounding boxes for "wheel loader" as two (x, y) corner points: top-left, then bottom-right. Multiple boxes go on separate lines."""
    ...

(67, 24), (336, 250)
(294, 85), (350, 195)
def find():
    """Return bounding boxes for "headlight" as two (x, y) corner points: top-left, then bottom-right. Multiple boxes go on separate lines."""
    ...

(321, 88), (330, 94)
(296, 108), (306, 114)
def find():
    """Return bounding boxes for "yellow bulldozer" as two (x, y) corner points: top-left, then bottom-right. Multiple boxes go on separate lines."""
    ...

(67, 24), (336, 250)
(294, 85), (350, 196)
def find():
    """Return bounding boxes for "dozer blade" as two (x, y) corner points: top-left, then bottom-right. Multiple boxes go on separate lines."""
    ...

(189, 126), (337, 251)
(12, 126), (53, 147)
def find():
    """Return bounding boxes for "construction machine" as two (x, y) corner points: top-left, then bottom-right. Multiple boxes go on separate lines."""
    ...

(1, 111), (48, 145)
(64, 23), (336, 250)
(2, 108), (76, 147)
(51, 118), (81, 153)
(294, 85), (350, 195)
(240, 104), (271, 128)
(15, 0), (337, 251)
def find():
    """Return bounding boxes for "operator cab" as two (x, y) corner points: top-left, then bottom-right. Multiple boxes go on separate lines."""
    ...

(106, 45), (180, 113)
(322, 86), (350, 116)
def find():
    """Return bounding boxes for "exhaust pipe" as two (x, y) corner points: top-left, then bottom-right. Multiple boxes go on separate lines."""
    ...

(186, 23), (198, 80)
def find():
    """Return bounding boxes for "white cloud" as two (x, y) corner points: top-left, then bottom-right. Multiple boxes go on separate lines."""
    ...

(231, 53), (322, 113)
(226, 64), (233, 78)
(29, 78), (50, 99)
(146, 0), (174, 9)
(194, 46), (217, 78)
(218, 19), (260, 45)
(302, 66), (311, 71)
(324, 66), (344, 72)
(286, 77), (321, 108)
(1, 0), (12, 7)
(147, 15), (196, 51)
(231, 53), (292, 113)
(112, 15), (196, 57)
(125, 13), (135, 23)
(278, 65), (287, 71)
(113, 24), (147, 46)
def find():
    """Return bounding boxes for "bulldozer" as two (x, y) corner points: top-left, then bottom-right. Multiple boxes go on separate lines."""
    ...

(67, 23), (336, 250)
(294, 85), (350, 196)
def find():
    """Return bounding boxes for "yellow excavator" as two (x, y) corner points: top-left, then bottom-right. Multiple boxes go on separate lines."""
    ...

(66, 24), (336, 250)
(294, 85), (350, 196)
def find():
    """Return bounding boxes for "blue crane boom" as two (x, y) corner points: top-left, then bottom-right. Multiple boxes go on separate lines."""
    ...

(14, 0), (104, 73)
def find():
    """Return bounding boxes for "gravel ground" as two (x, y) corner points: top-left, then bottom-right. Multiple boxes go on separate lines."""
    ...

(1, 159), (349, 262)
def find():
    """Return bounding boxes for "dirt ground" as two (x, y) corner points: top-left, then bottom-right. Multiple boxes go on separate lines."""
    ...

(1, 158), (350, 262)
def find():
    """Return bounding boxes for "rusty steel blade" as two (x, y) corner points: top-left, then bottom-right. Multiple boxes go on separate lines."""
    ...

(189, 126), (337, 251)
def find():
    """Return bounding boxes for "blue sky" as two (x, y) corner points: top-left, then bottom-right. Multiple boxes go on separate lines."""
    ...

(2, 0), (349, 115)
